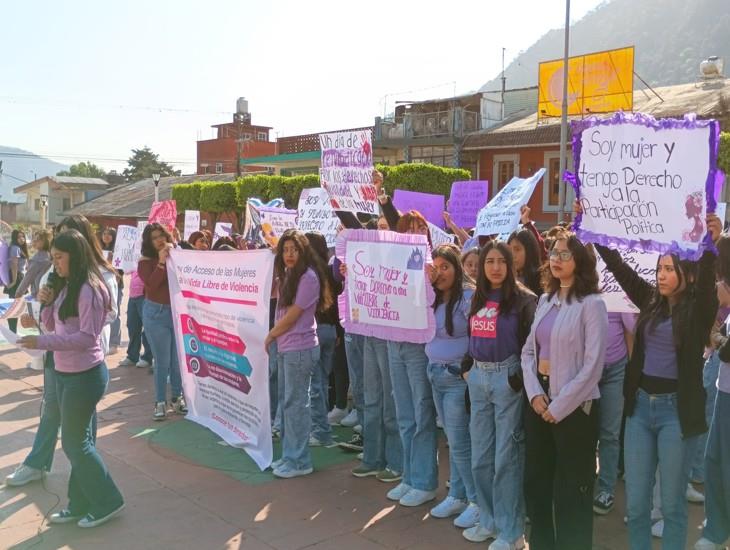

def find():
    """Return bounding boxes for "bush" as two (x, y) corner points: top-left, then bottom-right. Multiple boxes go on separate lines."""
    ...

(199, 182), (237, 213)
(377, 163), (471, 197)
(171, 182), (202, 211)
(720, 131), (730, 177)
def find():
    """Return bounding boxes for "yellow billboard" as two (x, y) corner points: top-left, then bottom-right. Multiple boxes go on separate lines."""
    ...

(538, 46), (634, 119)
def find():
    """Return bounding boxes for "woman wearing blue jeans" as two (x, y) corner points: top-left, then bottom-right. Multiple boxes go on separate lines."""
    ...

(138, 223), (186, 421)
(464, 241), (537, 549)
(20, 229), (124, 528)
(594, 212), (722, 550)
(424, 244), (479, 529)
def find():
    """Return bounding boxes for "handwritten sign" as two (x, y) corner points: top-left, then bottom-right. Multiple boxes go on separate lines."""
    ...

(184, 210), (200, 240)
(448, 181), (489, 228)
(571, 113), (721, 260)
(111, 225), (139, 272)
(336, 229), (435, 343)
(297, 187), (340, 247)
(428, 222), (454, 248)
(319, 130), (378, 215)
(476, 169), (545, 237)
(597, 247), (657, 313)
(148, 200), (178, 232)
(717, 202), (727, 224)
(213, 222), (233, 243)
(393, 190), (445, 228)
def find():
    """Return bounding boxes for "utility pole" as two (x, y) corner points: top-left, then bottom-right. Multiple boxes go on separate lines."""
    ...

(235, 112), (243, 178)
(501, 48), (506, 121)
(557, 0), (571, 223)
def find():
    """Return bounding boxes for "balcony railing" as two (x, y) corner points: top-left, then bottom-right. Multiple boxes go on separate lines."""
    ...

(375, 109), (480, 140)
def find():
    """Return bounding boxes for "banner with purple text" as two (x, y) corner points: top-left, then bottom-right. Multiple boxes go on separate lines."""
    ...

(596, 247), (657, 313)
(297, 187), (340, 248)
(336, 229), (435, 343)
(475, 169), (545, 237)
(168, 249), (274, 469)
(111, 225), (138, 272)
(569, 113), (722, 260)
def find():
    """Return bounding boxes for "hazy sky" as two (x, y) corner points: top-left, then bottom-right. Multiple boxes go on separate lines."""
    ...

(1, 0), (605, 174)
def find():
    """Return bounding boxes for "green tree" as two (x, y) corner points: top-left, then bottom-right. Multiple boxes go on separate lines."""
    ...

(57, 161), (107, 178)
(123, 146), (180, 182)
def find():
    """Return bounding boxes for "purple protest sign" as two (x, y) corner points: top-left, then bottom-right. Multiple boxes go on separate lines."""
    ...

(448, 181), (489, 229)
(336, 229), (435, 344)
(392, 190), (446, 228)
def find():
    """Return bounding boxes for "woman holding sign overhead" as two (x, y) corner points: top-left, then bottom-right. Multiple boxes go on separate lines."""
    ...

(592, 213), (722, 550)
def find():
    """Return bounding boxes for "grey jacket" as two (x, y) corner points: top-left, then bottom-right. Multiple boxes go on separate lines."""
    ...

(521, 291), (607, 422)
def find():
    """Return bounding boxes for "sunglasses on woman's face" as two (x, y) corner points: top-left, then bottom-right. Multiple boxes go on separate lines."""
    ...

(549, 250), (573, 262)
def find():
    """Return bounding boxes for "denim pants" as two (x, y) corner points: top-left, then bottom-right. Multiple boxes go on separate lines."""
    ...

(387, 340), (437, 491)
(702, 390), (730, 545)
(624, 390), (700, 550)
(268, 340), (280, 426)
(467, 357), (524, 543)
(142, 300), (182, 403)
(277, 346), (319, 470)
(125, 295), (153, 363)
(109, 281), (123, 348)
(428, 362), (475, 503)
(310, 324), (336, 444)
(362, 336), (402, 472)
(55, 363), (124, 517)
(597, 356), (627, 495)
(344, 333), (365, 421)
(690, 351), (720, 483)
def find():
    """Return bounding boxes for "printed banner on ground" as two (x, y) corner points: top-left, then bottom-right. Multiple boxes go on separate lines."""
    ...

(148, 200), (178, 232)
(336, 229), (435, 343)
(167, 249), (274, 469)
(393, 190), (446, 228)
(448, 181), (490, 229)
(570, 113), (722, 260)
(111, 225), (138, 272)
(597, 247), (657, 313)
(475, 169), (545, 237)
(297, 187), (340, 247)
(319, 130), (378, 215)
(184, 210), (200, 240)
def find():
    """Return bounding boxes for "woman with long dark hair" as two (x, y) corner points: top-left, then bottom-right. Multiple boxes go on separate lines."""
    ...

(188, 231), (210, 251)
(521, 233), (608, 550)
(594, 215), (722, 550)
(19, 230), (124, 528)
(265, 229), (332, 478)
(139, 223), (187, 421)
(6, 229), (29, 332)
(507, 227), (543, 297)
(461, 241), (537, 547)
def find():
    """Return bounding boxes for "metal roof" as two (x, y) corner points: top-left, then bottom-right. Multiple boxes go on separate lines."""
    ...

(14, 175), (109, 194)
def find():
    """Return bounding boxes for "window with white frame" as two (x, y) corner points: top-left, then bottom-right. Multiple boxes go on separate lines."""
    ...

(215, 162), (223, 174)
(257, 131), (267, 141)
(491, 154), (519, 196)
(543, 151), (573, 212)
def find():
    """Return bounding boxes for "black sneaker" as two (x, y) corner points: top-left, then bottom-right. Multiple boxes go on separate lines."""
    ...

(338, 433), (363, 452)
(593, 491), (614, 515)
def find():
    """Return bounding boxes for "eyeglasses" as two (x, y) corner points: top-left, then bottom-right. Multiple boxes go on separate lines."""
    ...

(549, 249), (573, 262)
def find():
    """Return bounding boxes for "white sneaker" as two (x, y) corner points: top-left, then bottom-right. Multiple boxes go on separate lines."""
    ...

(463, 523), (497, 543)
(399, 488), (436, 507)
(488, 536), (525, 550)
(356, 452), (363, 460)
(273, 464), (313, 479)
(340, 409), (358, 427)
(453, 502), (480, 528)
(694, 537), (726, 549)
(687, 483), (705, 503)
(77, 503), (125, 528)
(386, 482), (411, 501)
(118, 357), (135, 367)
(153, 402), (167, 421)
(652, 519), (664, 538)
(353, 424), (362, 434)
(136, 359), (152, 368)
(327, 407), (348, 425)
(5, 464), (43, 487)
(430, 496), (468, 518)
(651, 507), (663, 522)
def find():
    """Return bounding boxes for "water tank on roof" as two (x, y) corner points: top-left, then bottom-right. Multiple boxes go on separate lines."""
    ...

(700, 56), (724, 77)
(236, 97), (249, 115)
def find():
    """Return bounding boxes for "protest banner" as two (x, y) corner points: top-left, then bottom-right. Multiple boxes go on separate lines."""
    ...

(596, 247), (657, 313)
(0, 240), (10, 286)
(148, 200), (178, 232)
(213, 222), (233, 242)
(184, 210), (200, 240)
(336, 229), (435, 343)
(168, 249), (274, 469)
(297, 187), (340, 247)
(428, 222), (454, 248)
(0, 297), (28, 319)
(111, 225), (138, 272)
(475, 169), (546, 237)
(570, 112), (722, 260)
(393, 190), (446, 228)
(448, 180), (489, 228)
(717, 202), (727, 224)
(244, 202), (297, 248)
(319, 129), (378, 215)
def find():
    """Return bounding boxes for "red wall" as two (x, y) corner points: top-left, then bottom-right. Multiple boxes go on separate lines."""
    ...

(197, 138), (276, 175)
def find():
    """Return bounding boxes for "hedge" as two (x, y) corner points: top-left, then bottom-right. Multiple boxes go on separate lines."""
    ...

(171, 182), (202, 211)
(720, 131), (730, 177)
(376, 163), (471, 196)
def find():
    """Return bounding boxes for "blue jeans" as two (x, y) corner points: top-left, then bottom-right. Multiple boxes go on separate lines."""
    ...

(125, 295), (152, 363)
(143, 301), (182, 403)
(467, 357), (524, 543)
(362, 336), (402, 472)
(387, 340), (437, 491)
(597, 356), (627, 495)
(56, 363), (124, 517)
(625, 390), (700, 550)
(428, 362), (475, 503)
(344, 333), (365, 421)
(268, 340), (280, 426)
(310, 324), (336, 444)
(691, 351), (720, 483)
(703, 390), (730, 545)
(277, 347), (319, 470)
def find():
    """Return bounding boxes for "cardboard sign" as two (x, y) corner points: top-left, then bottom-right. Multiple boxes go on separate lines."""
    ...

(393, 190), (446, 228)
(297, 187), (340, 248)
(184, 210), (200, 241)
(476, 169), (545, 237)
(428, 222), (454, 248)
(597, 247), (657, 313)
(448, 180), (489, 228)
(148, 200), (177, 232)
(111, 225), (139, 272)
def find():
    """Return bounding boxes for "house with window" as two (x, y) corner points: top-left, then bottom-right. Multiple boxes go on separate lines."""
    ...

(13, 176), (110, 226)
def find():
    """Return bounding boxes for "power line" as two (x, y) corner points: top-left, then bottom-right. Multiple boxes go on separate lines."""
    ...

(0, 95), (232, 116)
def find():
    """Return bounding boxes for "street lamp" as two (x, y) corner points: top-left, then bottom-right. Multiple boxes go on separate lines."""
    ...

(152, 173), (161, 202)
(40, 193), (49, 229)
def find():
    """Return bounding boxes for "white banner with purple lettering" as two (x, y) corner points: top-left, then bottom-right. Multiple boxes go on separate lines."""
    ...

(184, 210), (200, 240)
(428, 222), (454, 248)
(319, 130), (378, 215)
(570, 113), (722, 260)
(336, 229), (435, 343)
(597, 247), (657, 313)
(475, 169), (545, 237)
(167, 249), (274, 469)
(111, 225), (138, 272)
(297, 187), (340, 247)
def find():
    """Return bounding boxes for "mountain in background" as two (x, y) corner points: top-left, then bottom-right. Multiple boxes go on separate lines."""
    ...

(480, 0), (730, 92)
(0, 146), (69, 203)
